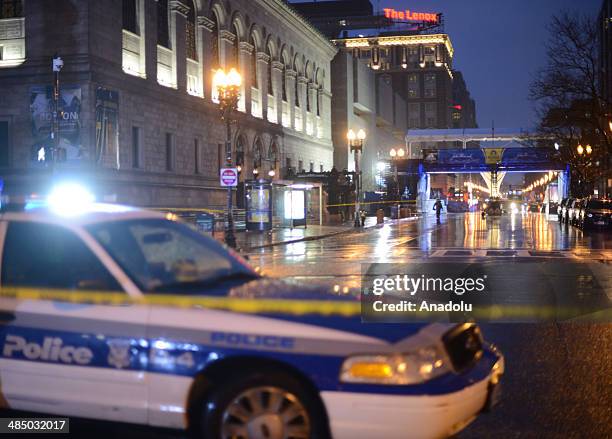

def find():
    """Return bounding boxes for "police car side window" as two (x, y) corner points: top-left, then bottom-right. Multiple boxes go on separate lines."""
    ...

(1, 221), (123, 291)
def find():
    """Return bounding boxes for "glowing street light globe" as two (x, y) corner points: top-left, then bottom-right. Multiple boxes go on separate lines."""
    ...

(577, 144), (584, 155)
(397, 148), (405, 157)
(585, 144), (592, 155)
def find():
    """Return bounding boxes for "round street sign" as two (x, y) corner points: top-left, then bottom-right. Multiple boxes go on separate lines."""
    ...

(220, 167), (239, 187)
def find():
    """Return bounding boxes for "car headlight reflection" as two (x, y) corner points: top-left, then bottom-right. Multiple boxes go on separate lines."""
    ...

(340, 346), (450, 385)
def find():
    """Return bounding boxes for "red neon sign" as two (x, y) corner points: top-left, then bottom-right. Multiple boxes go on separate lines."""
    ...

(383, 8), (439, 23)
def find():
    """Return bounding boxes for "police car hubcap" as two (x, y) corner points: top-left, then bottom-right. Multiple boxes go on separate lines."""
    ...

(221, 386), (310, 439)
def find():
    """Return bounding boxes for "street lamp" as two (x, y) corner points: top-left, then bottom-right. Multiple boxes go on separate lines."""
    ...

(347, 128), (366, 227)
(585, 144), (592, 155)
(214, 67), (242, 249)
(577, 144), (584, 155)
(554, 142), (560, 151)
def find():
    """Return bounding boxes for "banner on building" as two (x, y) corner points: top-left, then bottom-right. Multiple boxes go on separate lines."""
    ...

(30, 85), (84, 163)
(95, 88), (120, 168)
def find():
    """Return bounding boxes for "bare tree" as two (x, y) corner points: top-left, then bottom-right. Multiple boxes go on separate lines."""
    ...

(530, 12), (611, 196)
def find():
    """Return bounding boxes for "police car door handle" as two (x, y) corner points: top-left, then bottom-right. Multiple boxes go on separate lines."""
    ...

(0, 311), (16, 324)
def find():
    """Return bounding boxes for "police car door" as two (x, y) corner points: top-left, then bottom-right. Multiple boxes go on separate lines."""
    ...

(0, 219), (149, 423)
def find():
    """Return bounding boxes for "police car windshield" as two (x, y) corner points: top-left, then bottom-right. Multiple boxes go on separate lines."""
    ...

(86, 219), (256, 293)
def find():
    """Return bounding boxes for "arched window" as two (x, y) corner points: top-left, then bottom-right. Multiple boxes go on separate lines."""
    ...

(185, 1), (196, 60)
(266, 46), (273, 96)
(157, 0), (170, 48)
(0, 0), (22, 19)
(250, 35), (258, 88)
(230, 23), (239, 69)
(253, 138), (263, 169)
(122, 0), (138, 35)
(236, 135), (246, 166)
(293, 59), (300, 108)
(281, 65), (287, 101)
(211, 14), (220, 69)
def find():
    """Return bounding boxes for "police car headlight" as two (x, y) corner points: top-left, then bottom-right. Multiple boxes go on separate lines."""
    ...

(340, 346), (450, 385)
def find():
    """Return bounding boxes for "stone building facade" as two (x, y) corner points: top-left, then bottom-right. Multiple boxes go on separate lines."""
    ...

(0, 0), (336, 207)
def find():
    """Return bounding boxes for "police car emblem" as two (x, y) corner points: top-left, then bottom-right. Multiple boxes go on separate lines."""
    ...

(107, 339), (131, 369)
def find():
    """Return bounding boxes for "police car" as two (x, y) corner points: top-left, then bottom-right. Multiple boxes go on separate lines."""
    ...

(0, 184), (503, 439)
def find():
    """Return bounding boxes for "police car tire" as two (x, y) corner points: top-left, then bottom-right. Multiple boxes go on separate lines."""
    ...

(194, 368), (329, 439)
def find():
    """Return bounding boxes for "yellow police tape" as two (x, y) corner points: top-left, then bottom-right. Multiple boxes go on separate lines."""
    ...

(0, 287), (361, 317)
(1, 287), (610, 321)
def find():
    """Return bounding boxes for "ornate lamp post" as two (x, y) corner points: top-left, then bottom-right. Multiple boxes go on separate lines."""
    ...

(389, 147), (405, 199)
(347, 128), (366, 227)
(214, 68), (242, 248)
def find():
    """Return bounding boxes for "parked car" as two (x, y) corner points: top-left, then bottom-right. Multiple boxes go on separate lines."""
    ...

(578, 198), (612, 229)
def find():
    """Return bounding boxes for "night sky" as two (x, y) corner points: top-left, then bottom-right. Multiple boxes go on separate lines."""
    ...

(290, 0), (603, 130)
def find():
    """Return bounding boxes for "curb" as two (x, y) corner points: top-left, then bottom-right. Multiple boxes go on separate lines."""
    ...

(243, 216), (420, 252)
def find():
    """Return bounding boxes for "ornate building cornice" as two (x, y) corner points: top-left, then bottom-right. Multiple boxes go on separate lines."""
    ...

(197, 16), (215, 32)
(271, 61), (284, 71)
(219, 30), (236, 44)
(297, 76), (309, 84)
(256, 52), (271, 63)
(286, 69), (297, 79)
(170, 0), (190, 18)
(239, 41), (255, 54)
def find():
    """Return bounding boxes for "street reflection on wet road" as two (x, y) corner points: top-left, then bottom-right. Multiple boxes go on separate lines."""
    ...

(246, 213), (612, 292)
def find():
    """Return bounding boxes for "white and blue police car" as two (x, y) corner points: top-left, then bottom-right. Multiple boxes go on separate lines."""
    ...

(0, 185), (503, 439)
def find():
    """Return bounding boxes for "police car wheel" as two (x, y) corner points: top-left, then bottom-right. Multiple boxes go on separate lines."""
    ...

(195, 370), (328, 439)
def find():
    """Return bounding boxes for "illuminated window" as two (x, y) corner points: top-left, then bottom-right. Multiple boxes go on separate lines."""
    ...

(0, 0), (25, 66)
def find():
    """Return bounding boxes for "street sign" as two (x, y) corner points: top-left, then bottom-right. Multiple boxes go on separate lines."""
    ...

(220, 167), (239, 187)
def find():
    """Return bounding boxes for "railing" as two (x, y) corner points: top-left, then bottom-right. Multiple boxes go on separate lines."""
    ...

(251, 87), (262, 118)
(157, 45), (175, 88)
(267, 94), (277, 124)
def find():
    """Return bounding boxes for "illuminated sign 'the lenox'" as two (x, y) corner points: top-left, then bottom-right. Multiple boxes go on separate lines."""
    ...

(383, 8), (439, 23)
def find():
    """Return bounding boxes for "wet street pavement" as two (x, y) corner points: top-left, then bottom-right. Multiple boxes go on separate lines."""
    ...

(243, 212), (612, 438)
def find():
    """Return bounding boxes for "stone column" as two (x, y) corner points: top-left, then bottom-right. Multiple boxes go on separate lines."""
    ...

(257, 52), (271, 121)
(286, 69), (297, 130)
(170, 0), (189, 91)
(197, 16), (215, 101)
(239, 42), (254, 114)
(272, 61), (284, 125)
